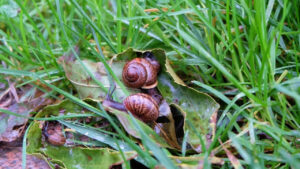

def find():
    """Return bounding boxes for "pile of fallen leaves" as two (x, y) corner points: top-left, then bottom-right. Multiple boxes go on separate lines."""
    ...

(0, 74), (54, 143)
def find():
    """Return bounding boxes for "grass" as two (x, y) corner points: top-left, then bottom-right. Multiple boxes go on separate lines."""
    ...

(1, 0), (300, 168)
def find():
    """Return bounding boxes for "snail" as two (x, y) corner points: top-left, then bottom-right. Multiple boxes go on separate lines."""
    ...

(105, 52), (162, 123)
(43, 121), (66, 146)
(103, 87), (162, 123)
(124, 93), (159, 123)
(122, 52), (160, 89)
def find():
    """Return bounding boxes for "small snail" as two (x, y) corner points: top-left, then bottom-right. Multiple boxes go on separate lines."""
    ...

(43, 122), (66, 146)
(103, 88), (162, 123)
(123, 93), (159, 123)
(122, 53), (160, 89)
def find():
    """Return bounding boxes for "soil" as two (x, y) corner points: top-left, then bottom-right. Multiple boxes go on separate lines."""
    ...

(0, 146), (50, 169)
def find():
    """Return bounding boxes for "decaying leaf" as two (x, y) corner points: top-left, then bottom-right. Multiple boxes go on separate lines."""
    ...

(26, 99), (137, 169)
(154, 100), (181, 149)
(44, 147), (137, 169)
(0, 102), (28, 142)
(0, 83), (53, 143)
(170, 154), (224, 168)
(59, 48), (139, 101)
(219, 139), (242, 169)
(157, 73), (219, 152)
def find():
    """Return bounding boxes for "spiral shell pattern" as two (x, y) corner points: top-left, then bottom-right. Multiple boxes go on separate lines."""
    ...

(123, 93), (159, 122)
(122, 58), (158, 89)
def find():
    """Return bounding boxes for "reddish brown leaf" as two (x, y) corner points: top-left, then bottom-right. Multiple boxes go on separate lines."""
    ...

(219, 139), (242, 169)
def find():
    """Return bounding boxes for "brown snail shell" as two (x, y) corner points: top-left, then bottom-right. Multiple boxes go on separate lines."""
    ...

(123, 93), (159, 123)
(43, 122), (66, 146)
(47, 132), (66, 146)
(122, 58), (159, 89)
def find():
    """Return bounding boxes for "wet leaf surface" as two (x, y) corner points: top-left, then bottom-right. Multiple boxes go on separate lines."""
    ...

(43, 147), (137, 169)
(59, 49), (139, 102)
(154, 100), (181, 149)
(170, 154), (224, 168)
(157, 72), (219, 152)
(58, 119), (133, 152)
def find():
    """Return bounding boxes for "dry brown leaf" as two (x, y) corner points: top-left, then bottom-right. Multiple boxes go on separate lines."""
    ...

(219, 139), (243, 169)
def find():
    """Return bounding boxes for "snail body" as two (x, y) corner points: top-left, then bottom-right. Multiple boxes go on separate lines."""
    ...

(122, 58), (160, 89)
(123, 93), (159, 123)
